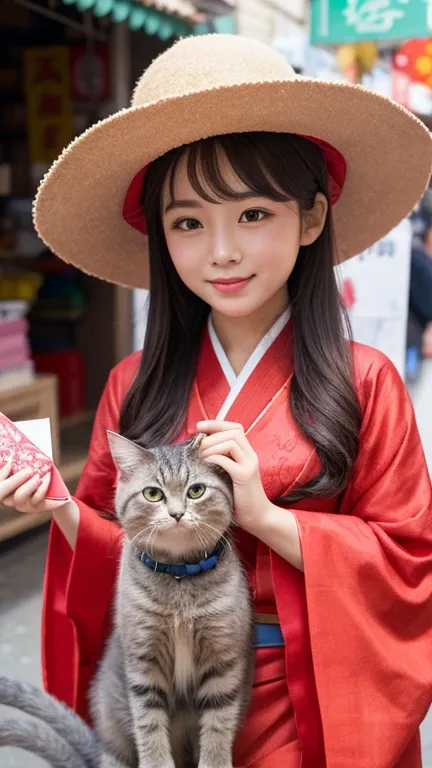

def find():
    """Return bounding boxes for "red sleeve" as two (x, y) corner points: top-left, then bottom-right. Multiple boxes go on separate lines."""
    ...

(42, 354), (139, 720)
(276, 357), (432, 768)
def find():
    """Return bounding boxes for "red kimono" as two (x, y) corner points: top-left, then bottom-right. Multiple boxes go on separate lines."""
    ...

(42, 319), (432, 768)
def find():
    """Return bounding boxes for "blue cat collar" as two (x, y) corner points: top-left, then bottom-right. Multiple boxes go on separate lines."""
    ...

(139, 539), (226, 579)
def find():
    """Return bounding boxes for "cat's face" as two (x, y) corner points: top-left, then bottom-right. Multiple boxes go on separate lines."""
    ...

(107, 432), (234, 560)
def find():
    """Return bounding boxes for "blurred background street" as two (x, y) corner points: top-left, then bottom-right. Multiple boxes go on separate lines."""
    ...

(1, 0), (432, 764)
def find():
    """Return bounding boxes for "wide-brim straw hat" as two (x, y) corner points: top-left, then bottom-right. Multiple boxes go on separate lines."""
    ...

(33, 34), (432, 290)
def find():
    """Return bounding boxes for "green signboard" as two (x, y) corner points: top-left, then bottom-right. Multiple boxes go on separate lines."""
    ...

(311, 0), (432, 46)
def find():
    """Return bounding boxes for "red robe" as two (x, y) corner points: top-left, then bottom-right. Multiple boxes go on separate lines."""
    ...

(42, 322), (432, 767)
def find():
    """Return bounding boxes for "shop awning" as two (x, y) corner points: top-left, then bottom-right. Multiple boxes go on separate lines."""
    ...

(61, 0), (206, 39)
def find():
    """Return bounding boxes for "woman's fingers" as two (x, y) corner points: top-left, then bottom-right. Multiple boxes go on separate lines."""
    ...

(0, 467), (35, 502)
(200, 429), (244, 450)
(31, 472), (51, 505)
(201, 439), (245, 463)
(0, 463), (67, 515)
(12, 474), (43, 508)
(0, 456), (13, 481)
(199, 427), (256, 464)
(202, 454), (236, 476)
(197, 420), (244, 434)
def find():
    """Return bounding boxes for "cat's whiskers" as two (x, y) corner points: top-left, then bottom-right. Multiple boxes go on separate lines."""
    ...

(148, 519), (173, 556)
(191, 521), (210, 556)
(195, 521), (232, 553)
(189, 512), (214, 551)
(148, 522), (165, 558)
(130, 520), (172, 555)
(129, 521), (160, 548)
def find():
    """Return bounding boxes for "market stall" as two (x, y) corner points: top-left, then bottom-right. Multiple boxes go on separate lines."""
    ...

(0, 0), (234, 541)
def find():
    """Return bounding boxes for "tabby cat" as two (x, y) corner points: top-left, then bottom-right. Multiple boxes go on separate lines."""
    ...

(0, 432), (254, 768)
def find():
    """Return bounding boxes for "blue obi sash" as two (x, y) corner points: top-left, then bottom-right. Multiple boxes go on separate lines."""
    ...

(254, 622), (284, 648)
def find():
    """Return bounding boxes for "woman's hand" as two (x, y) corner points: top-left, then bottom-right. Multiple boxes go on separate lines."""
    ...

(0, 457), (80, 548)
(0, 457), (70, 514)
(197, 420), (269, 533)
(197, 420), (304, 570)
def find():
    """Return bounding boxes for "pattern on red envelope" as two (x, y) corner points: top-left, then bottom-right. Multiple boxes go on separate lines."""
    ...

(0, 415), (52, 477)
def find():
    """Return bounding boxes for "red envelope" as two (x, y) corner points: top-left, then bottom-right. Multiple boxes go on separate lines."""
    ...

(0, 412), (69, 501)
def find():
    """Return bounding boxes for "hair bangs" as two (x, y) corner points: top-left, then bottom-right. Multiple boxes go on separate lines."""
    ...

(166, 133), (307, 206)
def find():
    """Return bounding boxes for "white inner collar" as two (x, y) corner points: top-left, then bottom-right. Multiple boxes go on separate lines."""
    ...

(208, 307), (291, 421)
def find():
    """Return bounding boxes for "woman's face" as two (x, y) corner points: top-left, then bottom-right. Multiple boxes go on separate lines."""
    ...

(162, 150), (325, 320)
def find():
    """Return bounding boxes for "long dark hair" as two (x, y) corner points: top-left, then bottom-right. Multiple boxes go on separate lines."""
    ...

(120, 132), (361, 504)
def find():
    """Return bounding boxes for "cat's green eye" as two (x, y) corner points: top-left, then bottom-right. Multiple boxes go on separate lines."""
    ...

(187, 483), (206, 499)
(142, 487), (165, 502)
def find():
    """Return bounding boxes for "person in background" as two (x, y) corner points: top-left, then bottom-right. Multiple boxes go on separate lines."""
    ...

(409, 209), (432, 357)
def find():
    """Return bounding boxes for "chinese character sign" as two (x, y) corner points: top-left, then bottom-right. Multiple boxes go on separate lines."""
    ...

(311, 0), (432, 45)
(337, 219), (412, 378)
(343, 0), (408, 35)
(25, 47), (73, 164)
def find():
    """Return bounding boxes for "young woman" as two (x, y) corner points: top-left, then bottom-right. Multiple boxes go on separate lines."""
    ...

(1, 34), (432, 768)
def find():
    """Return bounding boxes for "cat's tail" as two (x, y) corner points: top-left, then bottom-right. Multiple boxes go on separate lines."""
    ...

(0, 715), (86, 768)
(0, 675), (99, 766)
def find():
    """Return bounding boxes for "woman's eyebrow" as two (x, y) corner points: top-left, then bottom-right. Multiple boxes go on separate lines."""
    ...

(164, 190), (265, 213)
(164, 198), (204, 213)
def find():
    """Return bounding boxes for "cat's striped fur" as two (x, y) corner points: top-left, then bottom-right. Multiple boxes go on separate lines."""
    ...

(0, 433), (253, 767)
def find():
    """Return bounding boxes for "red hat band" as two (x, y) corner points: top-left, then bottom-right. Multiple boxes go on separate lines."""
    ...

(122, 136), (347, 237)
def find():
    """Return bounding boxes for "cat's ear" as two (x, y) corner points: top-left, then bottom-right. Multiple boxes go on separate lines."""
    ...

(187, 432), (205, 455)
(106, 431), (156, 476)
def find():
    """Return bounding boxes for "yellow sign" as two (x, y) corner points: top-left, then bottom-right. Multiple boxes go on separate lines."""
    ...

(25, 46), (73, 164)
(337, 42), (378, 83)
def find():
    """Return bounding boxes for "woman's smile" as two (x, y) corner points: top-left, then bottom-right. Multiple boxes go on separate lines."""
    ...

(208, 276), (255, 294)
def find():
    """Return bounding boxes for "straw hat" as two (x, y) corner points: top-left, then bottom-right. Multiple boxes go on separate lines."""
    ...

(33, 34), (432, 290)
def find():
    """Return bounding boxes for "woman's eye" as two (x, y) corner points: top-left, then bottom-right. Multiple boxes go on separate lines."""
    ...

(187, 483), (206, 499)
(174, 218), (202, 231)
(143, 487), (165, 502)
(240, 209), (268, 223)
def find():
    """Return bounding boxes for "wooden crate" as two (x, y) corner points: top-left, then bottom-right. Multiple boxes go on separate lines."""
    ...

(0, 375), (60, 458)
